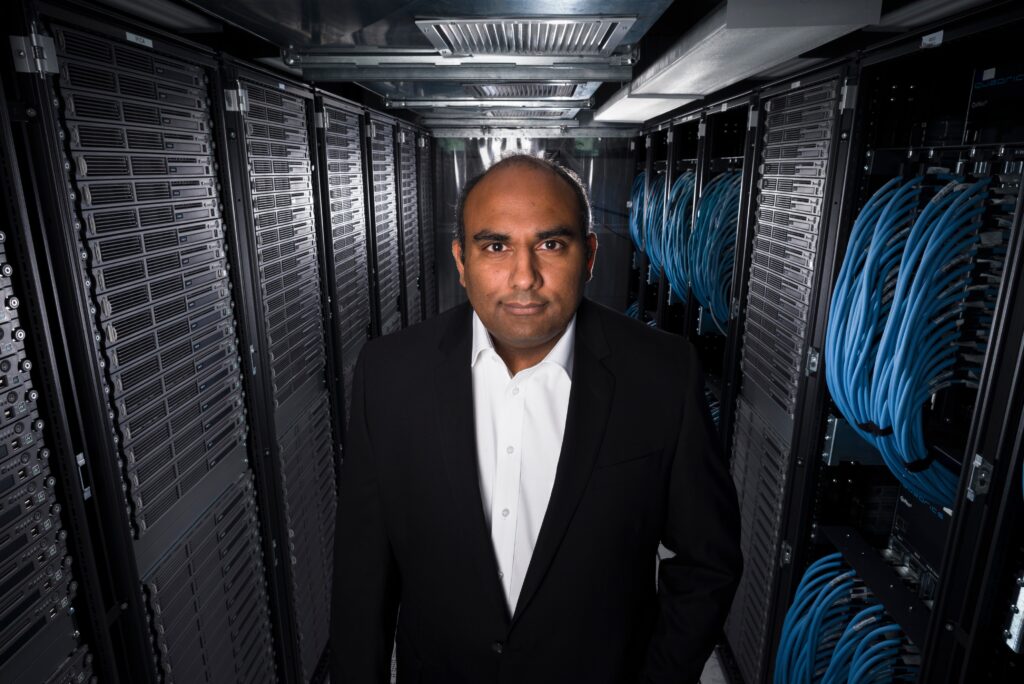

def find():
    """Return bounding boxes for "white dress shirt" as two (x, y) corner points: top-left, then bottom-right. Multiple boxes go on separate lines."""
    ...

(471, 311), (575, 613)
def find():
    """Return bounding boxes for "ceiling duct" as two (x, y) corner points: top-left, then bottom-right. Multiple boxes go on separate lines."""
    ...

(467, 82), (584, 99)
(594, 0), (880, 123)
(415, 16), (636, 57)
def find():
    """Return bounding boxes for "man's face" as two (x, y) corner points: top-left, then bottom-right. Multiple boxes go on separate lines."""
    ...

(452, 164), (598, 355)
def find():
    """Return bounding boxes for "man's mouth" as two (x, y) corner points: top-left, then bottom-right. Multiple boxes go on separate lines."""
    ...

(502, 302), (547, 315)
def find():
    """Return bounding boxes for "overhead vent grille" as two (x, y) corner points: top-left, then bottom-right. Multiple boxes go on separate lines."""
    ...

(467, 82), (581, 98)
(486, 109), (569, 119)
(416, 17), (636, 57)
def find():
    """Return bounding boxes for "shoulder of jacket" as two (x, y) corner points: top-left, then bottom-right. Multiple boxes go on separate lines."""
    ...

(359, 305), (460, 365)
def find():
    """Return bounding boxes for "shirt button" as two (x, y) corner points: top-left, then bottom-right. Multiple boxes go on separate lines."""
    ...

(512, 387), (519, 396)
(492, 642), (504, 655)
(506, 446), (514, 454)
(498, 571), (504, 579)
(501, 508), (510, 517)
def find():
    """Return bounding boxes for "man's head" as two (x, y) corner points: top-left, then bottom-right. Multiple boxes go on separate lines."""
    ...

(451, 154), (598, 362)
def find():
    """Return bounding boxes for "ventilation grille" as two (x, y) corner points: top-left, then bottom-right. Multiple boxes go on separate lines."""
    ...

(467, 83), (581, 98)
(486, 109), (569, 119)
(417, 17), (635, 57)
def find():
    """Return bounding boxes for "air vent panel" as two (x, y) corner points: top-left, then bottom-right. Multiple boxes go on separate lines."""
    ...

(417, 17), (635, 57)
(467, 83), (581, 98)
(486, 109), (573, 119)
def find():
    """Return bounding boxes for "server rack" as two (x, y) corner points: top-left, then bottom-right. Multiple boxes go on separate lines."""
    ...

(0, 75), (102, 684)
(8, 7), (279, 682)
(314, 95), (372, 421)
(689, 100), (753, 435)
(365, 114), (402, 336)
(720, 68), (855, 684)
(397, 124), (423, 326)
(625, 136), (649, 322)
(806, 13), (1024, 683)
(417, 133), (439, 319)
(220, 62), (338, 683)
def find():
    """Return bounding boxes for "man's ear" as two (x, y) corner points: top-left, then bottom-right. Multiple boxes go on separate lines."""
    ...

(451, 239), (467, 287)
(585, 232), (598, 281)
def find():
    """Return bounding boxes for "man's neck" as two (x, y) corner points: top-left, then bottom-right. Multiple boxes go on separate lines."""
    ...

(492, 329), (566, 376)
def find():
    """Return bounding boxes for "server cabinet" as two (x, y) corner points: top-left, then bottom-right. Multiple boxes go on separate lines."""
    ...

(9, 9), (279, 683)
(0, 76), (103, 684)
(722, 70), (854, 684)
(417, 133), (438, 319)
(397, 124), (423, 326)
(314, 96), (372, 421)
(220, 63), (338, 683)
(365, 114), (402, 336)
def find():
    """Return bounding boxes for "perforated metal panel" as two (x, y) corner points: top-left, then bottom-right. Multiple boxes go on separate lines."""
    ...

(725, 78), (839, 684)
(278, 392), (335, 678)
(142, 474), (275, 683)
(398, 128), (422, 326)
(369, 118), (402, 335)
(724, 398), (789, 684)
(322, 104), (371, 415)
(417, 136), (438, 318)
(0, 232), (88, 680)
(54, 26), (249, 540)
(741, 80), (837, 431)
(241, 79), (336, 681)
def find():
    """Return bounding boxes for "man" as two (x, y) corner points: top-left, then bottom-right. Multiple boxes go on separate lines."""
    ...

(330, 155), (742, 683)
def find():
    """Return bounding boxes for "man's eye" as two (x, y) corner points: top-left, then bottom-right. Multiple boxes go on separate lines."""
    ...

(485, 243), (505, 252)
(540, 240), (564, 251)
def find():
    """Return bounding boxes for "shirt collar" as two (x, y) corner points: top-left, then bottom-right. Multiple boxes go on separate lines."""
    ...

(471, 310), (576, 379)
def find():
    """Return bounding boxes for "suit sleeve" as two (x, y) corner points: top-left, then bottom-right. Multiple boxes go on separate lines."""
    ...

(330, 347), (400, 683)
(643, 344), (743, 683)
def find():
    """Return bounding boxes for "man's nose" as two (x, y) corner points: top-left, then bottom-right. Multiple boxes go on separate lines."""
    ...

(508, 248), (542, 290)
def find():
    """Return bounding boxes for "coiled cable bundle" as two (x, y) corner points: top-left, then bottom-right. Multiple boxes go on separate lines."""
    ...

(629, 171), (646, 253)
(644, 172), (669, 282)
(688, 170), (743, 333)
(662, 171), (697, 301)
(774, 553), (919, 684)
(825, 175), (989, 509)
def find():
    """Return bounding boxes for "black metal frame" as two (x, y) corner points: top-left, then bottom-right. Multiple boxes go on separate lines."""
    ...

(312, 91), (370, 452)
(0, 55), (117, 682)
(718, 96), (761, 457)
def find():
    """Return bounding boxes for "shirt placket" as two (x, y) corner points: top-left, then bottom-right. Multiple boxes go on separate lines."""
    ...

(492, 372), (526, 604)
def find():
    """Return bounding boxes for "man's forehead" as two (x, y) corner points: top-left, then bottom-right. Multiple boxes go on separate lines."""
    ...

(469, 163), (576, 201)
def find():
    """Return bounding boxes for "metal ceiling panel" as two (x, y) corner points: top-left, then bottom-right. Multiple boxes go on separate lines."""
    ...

(177, 0), (669, 50)
(415, 16), (635, 56)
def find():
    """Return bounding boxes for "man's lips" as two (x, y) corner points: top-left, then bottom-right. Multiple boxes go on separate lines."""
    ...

(502, 302), (547, 315)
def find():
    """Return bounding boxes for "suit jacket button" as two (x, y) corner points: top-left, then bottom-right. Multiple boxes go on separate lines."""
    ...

(491, 642), (503, 655)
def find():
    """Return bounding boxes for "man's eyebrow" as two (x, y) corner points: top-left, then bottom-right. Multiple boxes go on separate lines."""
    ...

(472, 230), (509, 243)
(536, 227), (576, 240)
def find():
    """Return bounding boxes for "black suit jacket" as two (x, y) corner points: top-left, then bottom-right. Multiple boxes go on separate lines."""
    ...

(330, 299), (742, 684)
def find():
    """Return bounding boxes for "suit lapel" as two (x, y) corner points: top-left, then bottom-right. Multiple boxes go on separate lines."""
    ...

(511, 300), (614, 626)
(432, 303), (510, 623)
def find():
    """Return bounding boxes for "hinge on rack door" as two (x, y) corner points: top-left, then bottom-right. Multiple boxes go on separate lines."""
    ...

(398, 130), (406, 144)
(224, 86), (248, 113)
(10, 31), (59, 76)
(966, 454), (993, 502)
(367, 122), (376, 138)
(805, 347), (820, 376)
(747, 107), (758, 129)
(698, 122), (706, 138)
(780, 541), (793, 567)
(315, 110), (329, 129)
(418, 135), (426, 148)
(839, 82), (858, 111)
